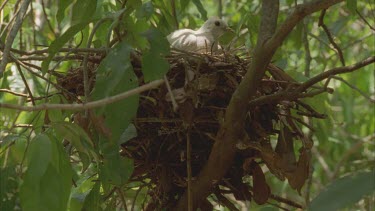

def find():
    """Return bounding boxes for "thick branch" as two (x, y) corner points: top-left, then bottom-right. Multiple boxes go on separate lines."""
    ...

(0, 79), (164, 111)
(175, 0), (345, 209)
(267, 0), (344, 50)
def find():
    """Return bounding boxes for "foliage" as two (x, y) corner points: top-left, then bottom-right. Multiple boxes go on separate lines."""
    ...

(0, 0), (374, 210)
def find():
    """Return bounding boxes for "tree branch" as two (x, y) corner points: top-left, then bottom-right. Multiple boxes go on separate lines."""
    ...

(175, 0), (345, 209)
(0, 79), (164, 111)
(267, 0), (344, 50)
(297, 56), (375, 92)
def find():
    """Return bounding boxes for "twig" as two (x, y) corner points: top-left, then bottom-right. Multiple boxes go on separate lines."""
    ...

(302, 15), (311, 77)
(171, 0), (179, 29)
(82, 18), (111, 115)
(356, 9), (375, 31)
(41, 0), (56, 37)
(116, 187), (128, 211)
(331, 134), (375, 179)
(297, 56), (375, 92)
(0, 89), (28, 97)
(164, 75), (178, 112)
(269, 193), (303, 209)
(131, 184), (145, 211)
(318, 9), (345, 66)
(186, 131), (193, 211)
(15, 63), (35, 105)
(331, 76), (375, 103)
(0, 0), (31, 76)
(10, 47), (108, 55)
(312, 147), (333, 178)
(0, 0), (11, 12)
(0, 79), (165, 111)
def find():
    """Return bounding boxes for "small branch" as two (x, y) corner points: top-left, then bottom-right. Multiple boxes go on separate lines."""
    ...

(302, 16), (311, 77)
(0, 79), (164, 111)
(318, 9), (345, 66)
(116, 187), (128, 211)
(186, 131), (193, 211)
(10, 47), (108, 55)
(82, 18), (111, 107)
(356, 9), (375, 31)
(331, 134), (374, 179)
(331, 76), (375, 103)
(171, 0), (179, 29)
(297, 56), (375, 92)
(41, 0), (56, 38)
(15, 63), (35, 105)
(164, 75), (178, 112)
(269, 193), (303, 209)
(0, 89), (28, 97)
(267, 0), (344, 50)
(0, 0), (31, 76)
(312, 147), (333, 178)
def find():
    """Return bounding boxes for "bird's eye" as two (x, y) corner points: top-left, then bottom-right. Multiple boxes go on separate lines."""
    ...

(214, 21), (220, 26)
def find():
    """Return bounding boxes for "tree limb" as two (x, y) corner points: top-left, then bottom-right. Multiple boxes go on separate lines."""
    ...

(297, 56), (375, 92)
(175, 0), (345, 209)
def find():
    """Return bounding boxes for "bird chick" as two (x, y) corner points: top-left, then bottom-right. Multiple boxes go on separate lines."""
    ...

(167, 17), (232, 53)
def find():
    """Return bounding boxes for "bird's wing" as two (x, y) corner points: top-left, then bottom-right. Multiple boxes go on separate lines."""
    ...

(167, 29), (198, 51)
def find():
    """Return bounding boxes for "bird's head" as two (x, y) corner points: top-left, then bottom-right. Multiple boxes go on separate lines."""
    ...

(199, 17), (233, 39)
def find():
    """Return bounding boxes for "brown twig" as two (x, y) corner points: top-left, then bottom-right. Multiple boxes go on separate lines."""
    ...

(356, 9), (375, 31)
(0, 89), (28, 97)
(171, 0), (179, 30)
(297, 56), (375, 92)
(164, 75), (178, 112)
(0, 79), (164, 111)
(331, 75), (375, 103)
(270, 193), (303, 209)
(40, 0), (56, 38)
(186, 131), (193, 211)
(318, 9), (345, 66)
(331, 134), (375, 179)
(15, 63), (35, 105)
(116, 187), (128, 211)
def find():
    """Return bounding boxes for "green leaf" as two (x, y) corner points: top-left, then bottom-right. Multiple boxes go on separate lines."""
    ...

(53, 122), (98, 171)
(180, 0), (190, 11)
(99, 142), (134, 185)
(20, 133), (73, 211)
(91, 41), (139, 142)
(142, 28), (170, 54)
(57, 0), (73, 23)
(309, 170), (375, 211)
(70, 176), (97, 211)
(136, 1), (154, 19)
(141, 28), (170, 82)
(42, 22), (90, 73)
(192, 0), (207, 20)
(142, 51), (170, 81)
(82, 182), (101, 211)
(0, 166), (17, 211)
(119, 123), (137, 145)
(72, 0), (97, 25)
(346, 0), (357, 14)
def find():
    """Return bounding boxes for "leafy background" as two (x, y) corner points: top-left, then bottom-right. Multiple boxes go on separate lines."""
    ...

(0, 0), (374, 210)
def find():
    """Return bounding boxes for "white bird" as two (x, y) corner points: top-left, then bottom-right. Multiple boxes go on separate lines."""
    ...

(167, 17), (232, 53)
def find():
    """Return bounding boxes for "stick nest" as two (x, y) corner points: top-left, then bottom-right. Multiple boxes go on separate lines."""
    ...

(120, 51), (324, 210)
(59, 50), (324, 209)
